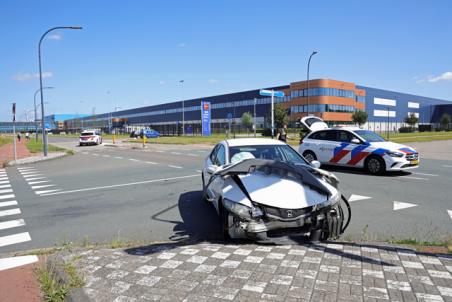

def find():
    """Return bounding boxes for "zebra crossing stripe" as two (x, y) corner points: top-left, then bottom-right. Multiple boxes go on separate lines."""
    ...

(0, 232), (31, 247)
(0, 189), (13, 194)
(0, 200), (18, 208)
(0, 194), (15, 200)
(0, 219), (25, 231)
(0, 208), (21, 217)
(0, 255), (38, 271)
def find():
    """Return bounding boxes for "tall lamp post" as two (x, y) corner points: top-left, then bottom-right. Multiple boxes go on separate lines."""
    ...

(34, 86), (53, 141)
(179, 80), (185, 136)
(38, 26), (82, 156)
(306, 51), (318, 116)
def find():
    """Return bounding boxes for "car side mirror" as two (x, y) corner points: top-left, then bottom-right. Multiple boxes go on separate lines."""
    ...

(207, 165), (219, 174)
(311, 160), (321, 169)
(351, 138), (361, 144)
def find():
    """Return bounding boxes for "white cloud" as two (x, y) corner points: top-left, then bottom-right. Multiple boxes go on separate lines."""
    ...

(427, 71), (452, 83)
(12, 71), (53, 82)
(47, 34), (62, 40)
(178, 42), (187, 48)
(208, 78), (219, 84)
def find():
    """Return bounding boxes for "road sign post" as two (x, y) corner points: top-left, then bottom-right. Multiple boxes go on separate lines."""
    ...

(259, 89), (285, 139)
(12, 103), (17, 161)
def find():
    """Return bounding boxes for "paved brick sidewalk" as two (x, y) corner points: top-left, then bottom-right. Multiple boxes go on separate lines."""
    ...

(62, 242), (452, 302)
(0, 138), (31, 166)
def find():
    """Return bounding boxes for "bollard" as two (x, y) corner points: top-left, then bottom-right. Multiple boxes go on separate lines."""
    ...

(142, 135), (146, 148)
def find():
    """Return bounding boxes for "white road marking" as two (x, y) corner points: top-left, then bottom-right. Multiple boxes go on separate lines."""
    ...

(0, 218), (25, 231)
(196, 170), (202, 173)
(168, 165), (183, 169)
(23, 174), (44, 178)
(187, 154), (198, 157)
(20, 171), (39, 175)
(0, 184), (11, 189)
(114, 156), (123, 159)
(0, 177), (8, 181)
(0, 255), (38, 271)
(129, 159), (139, 162)
(28, 180), (49, 185)
(17, 166), (32, 169)
(442, 165), (452, 168)
(400, 176), (428, 180)
(0, 200), (18, 208)
(349, 194), (372, 202)
(92, 153), (100, 156)
(25, 177), (46, 181)
(0, 208), (21, 217)
(0, 194), (15, 200)
(171, 152), (182, 155)
(0, 232), (31, 248)
(35, 189), (62, 195)
(102, 155), (110, 157)
(393, 201), (418, 211)
(81, 152), (89, 154)
(146, 161), (157, 165)
(31, 184), (56, 189)
(412, 172), (438, 177)
(0, 189), (13, 194)
(0, 181), (9, 185)
(448, 210), (452, 220)
(156, 150), (164, 153)
(41, 174), (199, 196)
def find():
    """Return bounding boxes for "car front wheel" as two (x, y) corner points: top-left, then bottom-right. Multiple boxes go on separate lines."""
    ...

(303, 150), (317, 163)
(365, 156), (385, 175)
(219, 200), (231, 240)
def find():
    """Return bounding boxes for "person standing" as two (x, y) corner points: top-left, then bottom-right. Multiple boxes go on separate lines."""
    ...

(17, 132), (21, 142)
(25, 132), (30, 141)
(276, 124), (288, 142)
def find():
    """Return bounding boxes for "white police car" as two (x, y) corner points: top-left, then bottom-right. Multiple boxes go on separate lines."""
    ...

(298, 117), (419, 175)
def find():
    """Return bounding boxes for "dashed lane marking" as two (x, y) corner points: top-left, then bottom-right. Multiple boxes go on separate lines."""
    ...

(0, 232), (31, 248)
(400, 176), (428, 181)
(0, 208), (21, 217)
(168, 165), (183, 169)
(129, 159), (139, 162)
(146, 161), (157, 165)
(27, 176), (46, 181)
(187, 154), (198, 157)
(156, 150), (164, 153)
(35, 189), (62, 195)
(393, 201), (418, 211)
(0, 194), (15, 200)
(0, 255), (38, 272)
(0, 201), (18, 208)
(114, 156), (123, 159)
(171, 152), (182, 155)
(92, 153), (100, 156)
(442, 165), (452, 168)
(40, 174), (199, 196)
(102, 155), (110, 157)
(31, 184), (56, 190)
(28, 180), (50, 185)
(0, 218), (25, 231)
(412, 172), (438, 177)
(0, 189), (13, 194)
(448, 210), (452, 220)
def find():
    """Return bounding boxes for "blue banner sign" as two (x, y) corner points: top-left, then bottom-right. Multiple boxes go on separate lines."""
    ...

(201, 101), (211, 136)
(259, 89), (285, 97)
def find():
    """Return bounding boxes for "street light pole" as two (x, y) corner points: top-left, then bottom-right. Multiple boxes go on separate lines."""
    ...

(179, 80), (185, 136)
(387, 106), (390, 140)
(38, 26), (82, 156)
(306, 51), (318, 116)
(253, 98), (257, 137)
(34, 86), (53, 141)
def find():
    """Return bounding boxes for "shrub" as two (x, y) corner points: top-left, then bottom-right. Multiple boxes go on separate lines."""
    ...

(398, 127), (414, 133)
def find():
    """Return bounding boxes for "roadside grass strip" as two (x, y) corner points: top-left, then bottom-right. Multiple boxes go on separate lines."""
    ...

(0, 232), (31, 247)
(0, 255), (38, 272)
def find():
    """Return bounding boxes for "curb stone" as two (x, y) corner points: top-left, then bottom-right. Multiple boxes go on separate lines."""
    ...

(7, 152), (69, 166)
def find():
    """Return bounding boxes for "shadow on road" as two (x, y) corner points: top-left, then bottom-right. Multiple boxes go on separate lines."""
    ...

(320, 164), (412, 177)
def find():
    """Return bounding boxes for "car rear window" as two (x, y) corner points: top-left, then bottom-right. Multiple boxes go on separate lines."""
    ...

(81, 132), (94, 136)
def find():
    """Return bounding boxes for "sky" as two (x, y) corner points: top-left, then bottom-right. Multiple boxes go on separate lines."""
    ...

(1, 0), (451, 121)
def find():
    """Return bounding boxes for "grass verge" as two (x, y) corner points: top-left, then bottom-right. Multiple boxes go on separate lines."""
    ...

(0, 135), (13, 147)
(26, 139), (67, 153)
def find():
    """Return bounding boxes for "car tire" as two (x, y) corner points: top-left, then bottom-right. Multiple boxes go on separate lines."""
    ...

(219, 200), (231, 240)
(303, 150), (317, 163)
(201, 173), (209, 203)
(365, 155), (385, 175)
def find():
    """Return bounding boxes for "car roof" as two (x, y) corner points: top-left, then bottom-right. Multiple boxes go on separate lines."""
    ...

(224, 138), (286, 147)
(332, 126), (362, 131)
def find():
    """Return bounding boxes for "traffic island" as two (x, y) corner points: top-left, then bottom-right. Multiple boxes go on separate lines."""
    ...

(45, 241), (452, 301)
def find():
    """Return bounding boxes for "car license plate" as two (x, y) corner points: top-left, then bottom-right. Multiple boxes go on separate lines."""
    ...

(410, 160), (419, 165)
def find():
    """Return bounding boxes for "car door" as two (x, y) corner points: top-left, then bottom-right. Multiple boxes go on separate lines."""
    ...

(309, 130), (338, 163)
(336, 130), (368, 167)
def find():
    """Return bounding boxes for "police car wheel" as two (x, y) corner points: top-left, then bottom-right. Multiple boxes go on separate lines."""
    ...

(303, 151), (317, 163)
(366, 156), (385, 175)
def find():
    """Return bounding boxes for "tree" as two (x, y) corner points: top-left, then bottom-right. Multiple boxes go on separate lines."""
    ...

(352, 110), (368, 127)
(440, 113), (451, 130)
(273, 104), (289, 128)
(404, 113), (419, 130)
(241, 112), (253, 135)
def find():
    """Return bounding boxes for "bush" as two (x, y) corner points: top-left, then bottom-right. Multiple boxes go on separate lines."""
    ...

(261, 128), (272, 137)
(418, 125), (432, 132)
(399, 127), (415, 133)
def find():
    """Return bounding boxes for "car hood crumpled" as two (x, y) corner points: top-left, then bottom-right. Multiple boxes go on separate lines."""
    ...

(238, 172), (332, 209)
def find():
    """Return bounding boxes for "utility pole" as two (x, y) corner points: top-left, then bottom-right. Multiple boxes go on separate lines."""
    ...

(387, 106), (390, 140)
(271, 91), (275, 139)
(253, 98), (257, 137)
(306, 51), (318, 116)
(12, 103), (17, 162)
(180, 80), (185, 136)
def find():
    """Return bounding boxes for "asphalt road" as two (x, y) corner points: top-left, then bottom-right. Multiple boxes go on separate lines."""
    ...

(0, 137), (451, 255)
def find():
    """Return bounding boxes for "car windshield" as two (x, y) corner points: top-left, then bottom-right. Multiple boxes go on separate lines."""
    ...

(354, 130), (385, 142)
(229, 144), (309, 166)
(81, 132), (94, 136)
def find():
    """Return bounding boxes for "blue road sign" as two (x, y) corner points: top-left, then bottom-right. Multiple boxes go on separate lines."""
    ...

(259, 89), (285, 97)
(201, 101), (211, 136)
(227, 112), (233, 122)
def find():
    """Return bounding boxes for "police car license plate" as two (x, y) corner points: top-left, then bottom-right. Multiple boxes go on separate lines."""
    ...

(410, 160), (419, 165)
